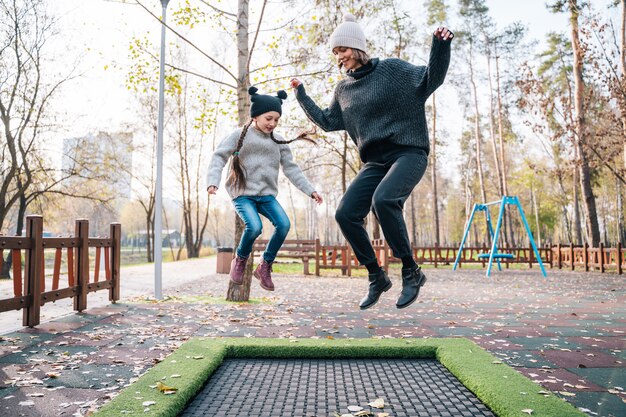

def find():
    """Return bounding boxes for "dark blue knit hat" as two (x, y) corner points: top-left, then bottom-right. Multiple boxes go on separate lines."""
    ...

(249, 86), (288, 118)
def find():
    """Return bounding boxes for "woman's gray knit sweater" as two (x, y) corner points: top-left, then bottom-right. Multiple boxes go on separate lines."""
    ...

(207, 125), (316, 199)
(295, 36), (451, 161)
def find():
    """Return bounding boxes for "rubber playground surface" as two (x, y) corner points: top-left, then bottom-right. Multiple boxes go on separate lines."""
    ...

(0, 260), (624, 416)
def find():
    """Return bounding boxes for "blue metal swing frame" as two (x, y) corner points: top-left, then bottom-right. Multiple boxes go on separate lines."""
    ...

(452, 196), (547, 277)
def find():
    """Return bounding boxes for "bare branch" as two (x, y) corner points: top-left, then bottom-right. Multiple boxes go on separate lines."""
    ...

(134, 0), (238, 84)
(247, 0), (267, 72)
(199, 0), (236, 17)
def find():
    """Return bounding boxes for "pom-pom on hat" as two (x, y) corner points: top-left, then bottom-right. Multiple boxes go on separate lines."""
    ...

(249, 86), (288, 118)
(330, 13), (366, 52)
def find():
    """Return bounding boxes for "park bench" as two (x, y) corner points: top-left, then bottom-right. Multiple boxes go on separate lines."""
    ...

(252, 239), (316, 275)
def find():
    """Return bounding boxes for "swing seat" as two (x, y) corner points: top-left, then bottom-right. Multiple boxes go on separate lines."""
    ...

(477, 253), (514, 259)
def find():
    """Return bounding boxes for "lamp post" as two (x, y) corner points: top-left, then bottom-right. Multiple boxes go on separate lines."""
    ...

(154, 0), (170, 300)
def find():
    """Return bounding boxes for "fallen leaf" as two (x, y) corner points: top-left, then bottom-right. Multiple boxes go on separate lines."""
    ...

(19, 401), (35, 406)
(521, 409), (533, 415)
(368, 398), (385, 409)
(142, 401), (156, 407)
(354, 411), (374, 417)
(156, 381), (178, 394)
(347, 405), (363, 412)
(559, 391), (576, 397)
(377, 414), (389, 417)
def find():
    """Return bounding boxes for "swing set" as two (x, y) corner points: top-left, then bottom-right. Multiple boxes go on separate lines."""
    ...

(453, 195), (547, 277)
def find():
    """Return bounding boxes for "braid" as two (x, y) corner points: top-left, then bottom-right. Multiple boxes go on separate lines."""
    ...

(227, 119), (253, 192)
(269, 126), (317, 145)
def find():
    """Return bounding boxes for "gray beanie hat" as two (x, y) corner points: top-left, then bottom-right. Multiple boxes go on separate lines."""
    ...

(330, 13), (366, 52)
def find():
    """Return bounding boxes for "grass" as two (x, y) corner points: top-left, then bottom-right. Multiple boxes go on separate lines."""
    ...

(94, 338), (586, 417)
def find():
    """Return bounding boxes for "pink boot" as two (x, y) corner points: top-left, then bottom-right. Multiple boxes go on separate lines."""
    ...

(229, 256), (248, 285)
(253, 260), (275, 291)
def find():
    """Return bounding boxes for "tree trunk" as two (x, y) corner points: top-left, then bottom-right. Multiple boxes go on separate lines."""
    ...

(616, 0), (626, 241)
(288, 184), (300, 239)
(494, 49), (514, 246)
(0, 194), (26, 279)
(469, 39), (488, 204)
(227, 0), (252, 302)
(531, 183), (541, 247)
(341, 132), (349, 193)
(431, 94), (440, 245)
(618, 179), (625, 244)
(573, 155), (583, 245)
(486, 48), (504, 198)
(569, 0), (601, 246)
(146, 210), (154, 263)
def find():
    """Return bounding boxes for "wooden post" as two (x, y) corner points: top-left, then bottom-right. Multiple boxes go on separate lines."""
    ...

(315, 239), (320, 276)
(74, 219), (89, 312)
(12, 250), (22, 298)
(529, 240), (534, 269)
(23, 215), (43, 328)
(557, 244), (562, 269)
(617, 241), (623, 275)
(346, 246), (352, 277)
(584, 242), (589, 272)
(382, 240), (389, 273)
(599, 242), (605, 273)
(570, 243), (575, 271)
(434, 242), (439, 268)
(110, 223), (121, 303)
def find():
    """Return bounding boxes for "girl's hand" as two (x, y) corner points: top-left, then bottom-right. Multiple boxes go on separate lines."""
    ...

(290, 78), (302, 89)
(208, 185), (218, 195)
(434, 27), (454, 41)
(311, 192), (323, 205)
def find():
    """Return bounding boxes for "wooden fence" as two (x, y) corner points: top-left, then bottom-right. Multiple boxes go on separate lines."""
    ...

(0, 216), (121, 327)
(314, 240), (624, 276)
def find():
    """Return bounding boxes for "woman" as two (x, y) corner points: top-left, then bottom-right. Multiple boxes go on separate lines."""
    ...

(290, 13), (453, 309)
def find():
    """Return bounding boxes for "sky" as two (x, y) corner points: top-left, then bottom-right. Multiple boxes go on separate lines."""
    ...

(42, 0), (620, 195)
(50, 0), (612, 135)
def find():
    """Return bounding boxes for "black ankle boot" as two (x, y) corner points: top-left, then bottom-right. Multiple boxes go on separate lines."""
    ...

(396, 266), (427, 309)
(359, 269), (392, 310)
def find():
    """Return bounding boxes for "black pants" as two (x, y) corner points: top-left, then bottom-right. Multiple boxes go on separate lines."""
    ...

(335, 147), (428, 265)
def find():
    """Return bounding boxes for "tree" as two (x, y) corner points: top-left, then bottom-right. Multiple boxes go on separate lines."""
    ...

(425, 0), (449, 245)
(0, 0), (110, 277)
(458, 0), (490, 205)
(549, 0), (601, 246)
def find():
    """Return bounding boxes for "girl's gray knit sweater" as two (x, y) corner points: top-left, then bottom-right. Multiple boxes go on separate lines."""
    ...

(295, 36), (451, 161)
(207, 125), (316, 199)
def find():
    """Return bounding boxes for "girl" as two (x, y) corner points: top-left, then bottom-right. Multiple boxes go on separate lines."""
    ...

(207, 87), (323, 291)
(290, 14), (453, 309)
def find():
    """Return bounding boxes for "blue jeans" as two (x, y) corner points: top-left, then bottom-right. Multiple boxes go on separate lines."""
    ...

(232, 195), (291, 262)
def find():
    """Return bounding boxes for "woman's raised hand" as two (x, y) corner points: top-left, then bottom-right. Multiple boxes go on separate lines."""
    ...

(290, 78), (302, 89)
(207, 185), (218, 195)
(311, 192), (323, 205)
(434, 27), (454, 41)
